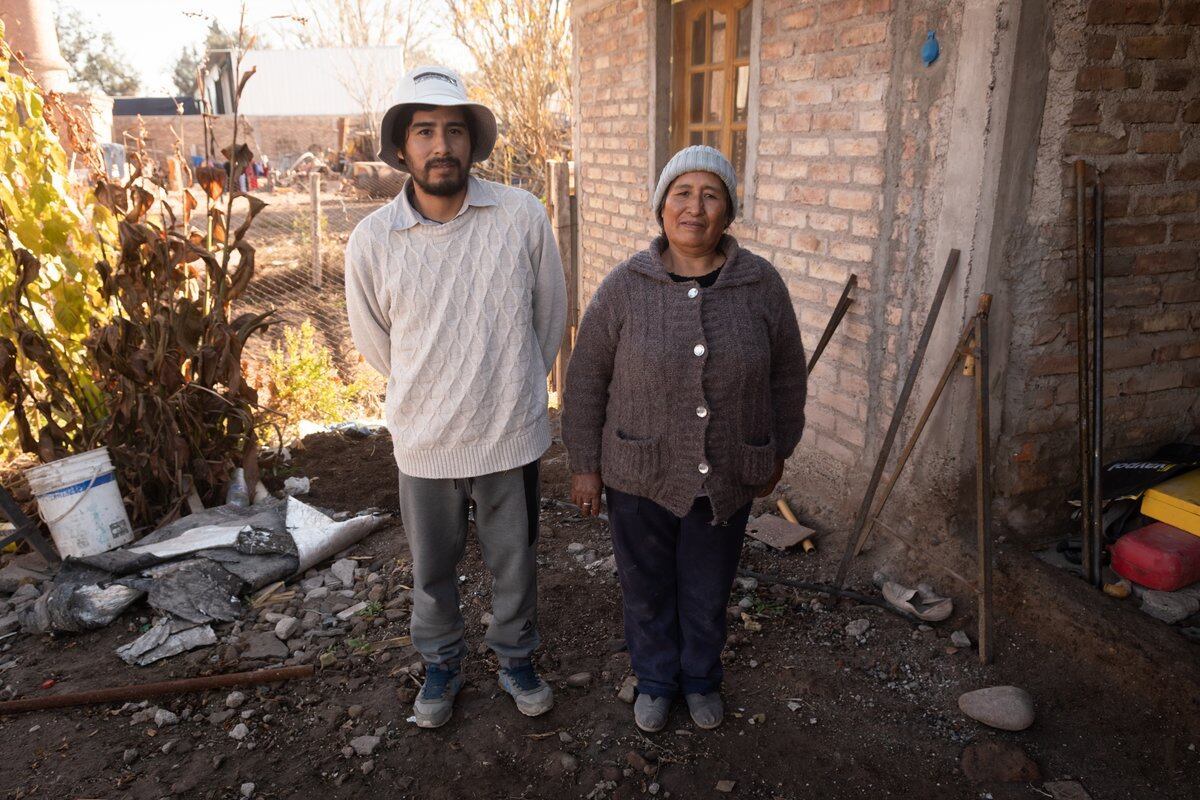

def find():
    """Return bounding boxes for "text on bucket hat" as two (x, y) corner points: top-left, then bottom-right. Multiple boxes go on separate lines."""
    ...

(377, 66), (498, 173)
(651, 145), (739, 223)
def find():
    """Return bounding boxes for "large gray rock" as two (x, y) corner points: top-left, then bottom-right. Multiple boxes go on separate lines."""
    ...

(958, 686), (1035, 731)
(241, 631), (289, 661)
(349, 735), (380, 756)
(1139, 590), (1200, 624)
(331, 559), (357, 589)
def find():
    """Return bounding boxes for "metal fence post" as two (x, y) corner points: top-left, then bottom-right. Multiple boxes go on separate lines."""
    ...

(310, 171), (322, 289)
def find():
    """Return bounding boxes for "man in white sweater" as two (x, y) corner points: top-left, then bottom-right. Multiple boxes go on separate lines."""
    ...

(345, 66), (567, 728)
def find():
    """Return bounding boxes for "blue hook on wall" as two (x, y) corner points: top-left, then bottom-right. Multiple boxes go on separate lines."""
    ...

(921, 30), (940, 66)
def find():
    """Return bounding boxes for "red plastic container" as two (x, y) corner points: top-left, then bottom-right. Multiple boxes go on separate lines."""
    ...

(1110, 521), (1200, 591)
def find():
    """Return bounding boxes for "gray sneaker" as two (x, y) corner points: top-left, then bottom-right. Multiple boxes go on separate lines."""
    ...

(498, 662), (554, 717)
(685, 691), (724, 729)
(634, 693), (671, 733)
(414, 664), (464, 729)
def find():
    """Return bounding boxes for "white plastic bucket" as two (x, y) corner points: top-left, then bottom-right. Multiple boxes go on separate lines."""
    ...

(25, 447), (134, 558)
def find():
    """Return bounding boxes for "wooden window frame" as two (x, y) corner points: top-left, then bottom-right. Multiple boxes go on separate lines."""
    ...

(670, 0), (753, 190)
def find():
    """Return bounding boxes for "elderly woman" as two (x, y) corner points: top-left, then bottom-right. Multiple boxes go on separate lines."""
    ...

(562, 146), (807, 733)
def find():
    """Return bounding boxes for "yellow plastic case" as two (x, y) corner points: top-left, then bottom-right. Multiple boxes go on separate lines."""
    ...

(1141, 468), (1200, 537)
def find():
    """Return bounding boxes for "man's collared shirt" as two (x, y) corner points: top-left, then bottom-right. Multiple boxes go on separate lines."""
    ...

(389, 175), (498, 230)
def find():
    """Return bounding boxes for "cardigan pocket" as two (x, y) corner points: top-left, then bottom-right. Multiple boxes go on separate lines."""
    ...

(740, 438), (777, 486)
(604, 428), (662, 486)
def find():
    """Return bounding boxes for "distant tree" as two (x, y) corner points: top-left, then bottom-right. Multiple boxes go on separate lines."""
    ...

(170, 21), (239, 97)
(54, 6), (141, 95)
(445, 0), (571, 195)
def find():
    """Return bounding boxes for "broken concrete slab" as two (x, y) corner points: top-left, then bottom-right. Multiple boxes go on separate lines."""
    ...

(241, 631), (290, 661)
(746, 514), (815, 550)
(117, 617), (218, 666)
(1139, 590), (1199, 624)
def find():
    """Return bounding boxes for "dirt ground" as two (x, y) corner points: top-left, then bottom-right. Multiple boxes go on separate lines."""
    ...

(1, 426), (1198, 799)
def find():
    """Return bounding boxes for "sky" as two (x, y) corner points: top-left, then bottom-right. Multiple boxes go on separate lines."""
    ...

(53, 0), (470, 96)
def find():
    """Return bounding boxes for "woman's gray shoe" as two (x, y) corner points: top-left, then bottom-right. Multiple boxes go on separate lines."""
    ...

(414, 664), (465, 729)
(498, 662), (554, 717)
(685, 692), (724, 729)
(634, 693), (671, 733)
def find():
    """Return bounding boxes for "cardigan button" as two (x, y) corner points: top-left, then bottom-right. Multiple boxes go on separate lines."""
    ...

(698, 462), (710, 475)
(693, 344), (706, 357)
(696, 406), (708, 418)
(687, 287), (699, 299)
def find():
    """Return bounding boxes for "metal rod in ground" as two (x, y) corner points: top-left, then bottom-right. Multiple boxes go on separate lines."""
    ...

(1090, 178), (1105, 588)
(1074, 160), (1093, 581)
(737, 569), (922, 625)
(851, 302), (985, 559)
(834, 249), (961, 589)
(310, 171), (323, 289)
(0, 665), (315, 715)
(807, 273), (858, 372)
(975, 299), (994, 665)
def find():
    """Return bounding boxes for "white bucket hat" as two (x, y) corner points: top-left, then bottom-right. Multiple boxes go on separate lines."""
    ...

(377, 66), (498, 173)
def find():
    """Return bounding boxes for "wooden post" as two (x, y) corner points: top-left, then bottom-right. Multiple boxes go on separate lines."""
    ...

(310, 171), (322, 289)
(546, 160), (576, 395)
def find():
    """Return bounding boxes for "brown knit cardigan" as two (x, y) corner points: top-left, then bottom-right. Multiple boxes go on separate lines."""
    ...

(562, 235), (807, 523)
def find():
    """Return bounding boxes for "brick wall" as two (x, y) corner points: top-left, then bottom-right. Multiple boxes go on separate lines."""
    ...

(1000, 0), (1200, 516)
(112, 115), (346, 163)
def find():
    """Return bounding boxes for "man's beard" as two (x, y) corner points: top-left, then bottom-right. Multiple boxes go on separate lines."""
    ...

(411, 157), (469, 196)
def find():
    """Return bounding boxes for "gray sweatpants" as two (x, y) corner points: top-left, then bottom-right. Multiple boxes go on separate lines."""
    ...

(397, 462), (541, 666)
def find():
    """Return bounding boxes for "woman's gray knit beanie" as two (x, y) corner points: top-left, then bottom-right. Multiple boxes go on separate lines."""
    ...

(652, 145), (738, 223)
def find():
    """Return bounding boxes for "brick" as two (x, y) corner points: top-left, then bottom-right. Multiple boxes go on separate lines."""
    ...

(811, 163), (852, 183)
(1085, 1), (1162, 24)
(833, 137), (880, 157)
(1185, 101), (1200, 123)
(794, 85), (834, 104)
(1065, 131), (1128, 155)
(796, 30), (837, 55)
(1134, 250), (1198, 273)
(808, 212), (850, 232)
(1124, 35), (1191, 59)
(1130, 191), (1198, 215)
(1115, 100), (1178, 122)
(1104, 161), (1169, 185)
(1105, 222), (1167, 247)
(1069, 99), (1102, 126)
(1154, 68), (1191, 91)
(821, 0), (866, 23)
(1163, 282), (1200, 303)
(1087, 35), (1118, 60)
(812, 111), (855, 131)
(782, 9), (818, 29)
(839, 21), (888, 48)
(1030, 353), (1078, 377)
(817, 54), (859, 79)
(1108, 284), (1161, 307)
(1075, 66), (1141, 91)
(1181, 161), (1200, 181)
(791, 138), (830, 156)
(1164, 1), (1200, 23)
(1173, 222), (1200, 241)
(829, 241), (873, 262)
(829, 189), (876, 211)
(1136, 131), (1182, 153)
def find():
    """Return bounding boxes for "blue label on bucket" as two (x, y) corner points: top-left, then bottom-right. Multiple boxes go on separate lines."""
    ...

(41, 471), (115, 500)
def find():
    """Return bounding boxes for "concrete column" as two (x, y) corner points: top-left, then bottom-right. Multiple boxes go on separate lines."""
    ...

(0, 0), (72, 91)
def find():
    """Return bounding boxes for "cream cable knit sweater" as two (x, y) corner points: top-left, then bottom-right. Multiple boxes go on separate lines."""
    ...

(345, 178), (567, 479)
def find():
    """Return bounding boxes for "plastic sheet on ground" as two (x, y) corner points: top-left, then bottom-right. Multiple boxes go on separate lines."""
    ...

(27, 497), (386, 635)
(116, 617), (218, 666)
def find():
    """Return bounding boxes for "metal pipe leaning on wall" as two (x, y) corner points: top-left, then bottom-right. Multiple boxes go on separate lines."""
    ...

(1090, 176), (1106, 588)
(1074, 160), (1094, 587)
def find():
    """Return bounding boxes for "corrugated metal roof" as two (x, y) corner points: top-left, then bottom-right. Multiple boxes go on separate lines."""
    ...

(236, 47), (406, 117)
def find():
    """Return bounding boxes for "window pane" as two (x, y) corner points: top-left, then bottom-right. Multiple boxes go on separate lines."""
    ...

(708, 69), (724, 124)
(736, 3), (752, 59)
(733, 65), (749, 122)
(705, 130), (720, 148)
(711, 10), (727, 63)
(691, 13), (706, 66)
(689, 72), (705, 124)
(731, 129), (747, 179)
(689, 130), (703, 146)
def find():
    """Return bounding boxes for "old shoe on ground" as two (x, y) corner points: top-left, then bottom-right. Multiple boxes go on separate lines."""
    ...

(498, 661), (554, 717)
(414, 663), (465, 728)
(685, 691), (724, 729)
(634, 693), (671, 733)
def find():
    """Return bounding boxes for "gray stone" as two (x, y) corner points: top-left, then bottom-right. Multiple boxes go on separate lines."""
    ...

(1044, 780), (1093, 800)
(347, 704), (364, 719)
(208, 709), (235, 725)
(331, 559), (357, 588)
(123, 747), (139, 765)
(617, 675), (638, 704)
(229, 722), (250, 740)
(241, 632), (289, 661)
(274, 616), (300, 640)
(566, 672), (593, 688)
(845, 619), (870, 638)
(566, 542), (587, 554)
(305, 587), (330, 601)
(734, 576), (758, 592)
(337, 601), (368, 621)
(951, 630), (972, 648)
(0, 613), (19, 635)
(360, 760), (375, 775)
(958, 686), (1035, 731)
(225, 691), (246, 709)
(300, 576), (325, 592)
(240, 782), (256, 798)
(350, 735), (380, 756)
(1139, 590), (1200, 624)
(559, 752), (579, 773)
(9, 583), (40, 606)
(154, 709), (179, 727)
(130, 707), (157, 725)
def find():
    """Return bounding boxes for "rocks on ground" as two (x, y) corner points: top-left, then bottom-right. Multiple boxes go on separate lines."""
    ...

(958, 686), (1035, 731)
